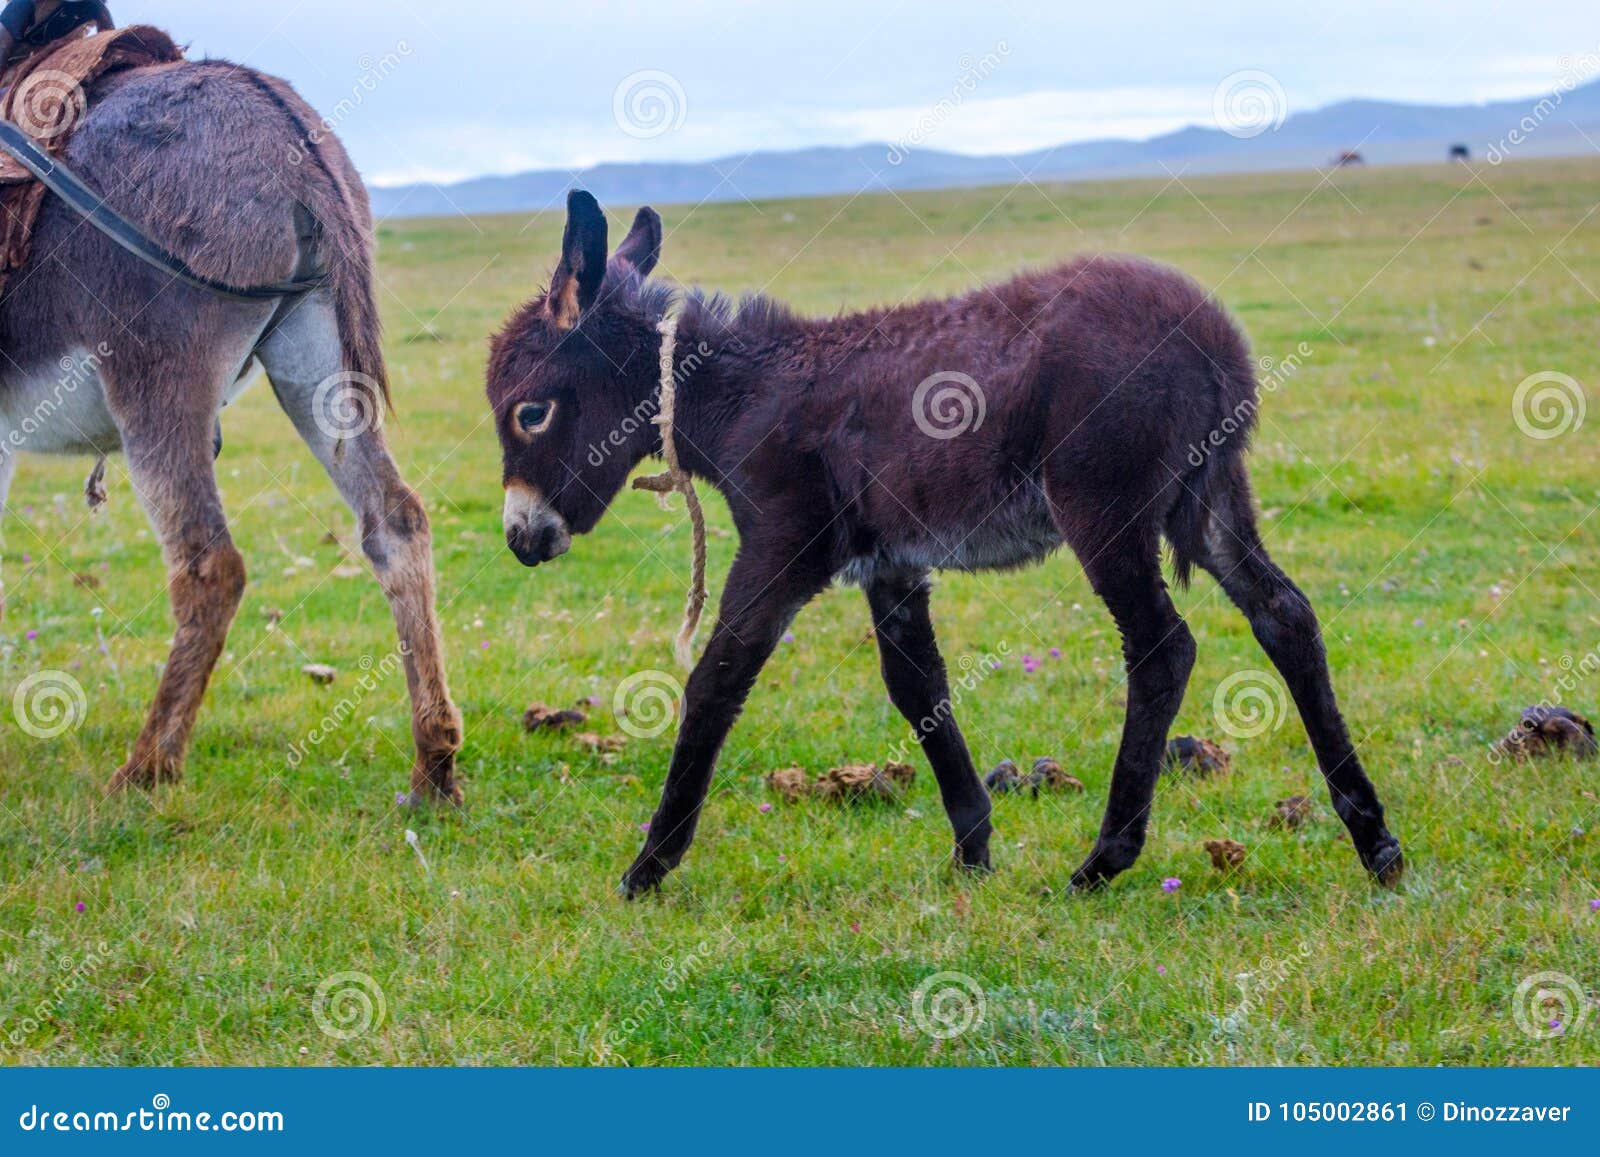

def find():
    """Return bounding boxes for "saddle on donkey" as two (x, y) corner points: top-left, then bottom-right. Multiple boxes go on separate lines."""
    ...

(0, 1), (182, 299)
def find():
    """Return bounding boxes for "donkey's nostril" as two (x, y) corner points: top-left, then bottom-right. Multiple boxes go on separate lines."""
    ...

(542, 520), (572, 560)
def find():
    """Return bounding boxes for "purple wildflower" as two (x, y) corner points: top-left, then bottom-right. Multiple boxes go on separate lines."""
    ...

(759, 802), (772, 814)
(1161, 877), (1181, 894)
(1049, 647), (1062, 659)
(74, 902), (86, 913)
(782, 631), (795, 643)
(25, 629), (38, 641)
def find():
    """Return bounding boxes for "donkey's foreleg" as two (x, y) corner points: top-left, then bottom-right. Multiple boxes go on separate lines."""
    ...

(865, 572), (992, 870)
(109, 426), (246, 790)
(622, 548), (828, 898)
(1069, 539), (1196, 890)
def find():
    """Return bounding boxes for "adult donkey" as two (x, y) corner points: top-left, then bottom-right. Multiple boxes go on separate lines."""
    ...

(488, 191), (1402, 897)
(0, 15), (462, 799)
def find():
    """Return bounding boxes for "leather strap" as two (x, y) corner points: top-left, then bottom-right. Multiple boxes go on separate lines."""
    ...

(0, 115), (327, 302)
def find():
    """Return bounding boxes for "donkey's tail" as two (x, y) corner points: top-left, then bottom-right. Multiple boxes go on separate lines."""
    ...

(1164, 343), (1259, 588)
(240, 69), (391, 415)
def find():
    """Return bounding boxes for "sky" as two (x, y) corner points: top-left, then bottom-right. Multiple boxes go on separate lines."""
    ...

(119, 1), (1598, 187)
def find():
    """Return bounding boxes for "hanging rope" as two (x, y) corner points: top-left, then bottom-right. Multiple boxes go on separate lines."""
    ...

(630, 311), (708, 671)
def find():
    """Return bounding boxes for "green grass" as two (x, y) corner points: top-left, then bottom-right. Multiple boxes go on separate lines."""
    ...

(2, 158), (1597, 1066)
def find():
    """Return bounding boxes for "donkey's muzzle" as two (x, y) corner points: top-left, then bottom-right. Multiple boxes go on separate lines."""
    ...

(503, 483), (571, 567)
(507, 519), (572, 567)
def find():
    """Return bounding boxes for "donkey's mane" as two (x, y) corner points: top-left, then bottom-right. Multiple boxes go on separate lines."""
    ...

(680, 288), (802, 339)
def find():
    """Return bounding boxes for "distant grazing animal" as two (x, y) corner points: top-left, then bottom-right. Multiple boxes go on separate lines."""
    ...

(486, 190), (1403, 897)
(0, 15), (461, 800)
(1449, 144), (1471, 163)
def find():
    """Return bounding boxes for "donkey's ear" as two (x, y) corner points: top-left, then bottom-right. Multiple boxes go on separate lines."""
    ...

(549, 189), (609, 329)
(612, 207), (662, 278)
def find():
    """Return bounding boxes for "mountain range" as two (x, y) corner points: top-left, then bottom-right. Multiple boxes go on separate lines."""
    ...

(370, 79), (1600, 219)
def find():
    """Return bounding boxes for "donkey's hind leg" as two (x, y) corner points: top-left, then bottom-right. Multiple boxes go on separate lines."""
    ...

(255, 295), (463, 803)
(1065, 525), (1197, 889)
(1192, 462), (1403, 885)
(107, 397), (246, 790)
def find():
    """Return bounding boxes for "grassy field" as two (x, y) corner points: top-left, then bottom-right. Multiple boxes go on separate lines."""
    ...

(2, 157), (1597, 1066)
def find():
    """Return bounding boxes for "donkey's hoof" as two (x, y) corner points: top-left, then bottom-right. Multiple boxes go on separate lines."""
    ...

(410, 749), (464, 805)
(954, 844), (993, 875)
(106, 758), (182, 793)
(1066, 868), (1111, 893)
(619, 867), (665, 900)
(1361, 837), (1405, 888)
(1067, 843), (1133, 892)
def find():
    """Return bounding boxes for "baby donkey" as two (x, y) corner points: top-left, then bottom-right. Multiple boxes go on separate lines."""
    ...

(487, 191), (1403, 898)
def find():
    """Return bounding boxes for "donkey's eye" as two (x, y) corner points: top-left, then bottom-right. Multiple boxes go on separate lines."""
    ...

(515, 401), (554, 435)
